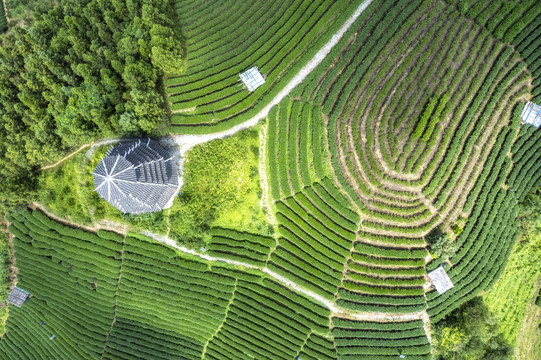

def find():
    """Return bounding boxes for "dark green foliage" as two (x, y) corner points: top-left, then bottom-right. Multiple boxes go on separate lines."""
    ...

(0, 3), (7, 33)
(5, 1), (55, 26)
(432, 297), (513, 360)
(411, 96), (438, 139)
(0, 0), (183, 208)
(427, 229), (460, 260)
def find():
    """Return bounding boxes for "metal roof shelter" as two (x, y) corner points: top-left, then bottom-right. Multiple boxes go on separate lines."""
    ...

(239, 67), (265, 91)
(7, 287), (30, 307)
(521, 101), (541, 127)
(92, 139), (179, 214)
(428, 267), (454, 295)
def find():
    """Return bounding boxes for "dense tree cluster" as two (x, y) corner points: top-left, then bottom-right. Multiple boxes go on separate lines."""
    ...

(432, 297), (513, 360)
(0, 0), (183, 207)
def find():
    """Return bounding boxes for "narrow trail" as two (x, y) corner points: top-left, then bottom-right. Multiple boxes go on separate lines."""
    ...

(99, 236), (126, 360)
(30, 203), (430, 324)
(37, 138), (132, 173)
(38, 144), (91, 171)
(36, 0), (375, 169)
(2, 0), (9, 23)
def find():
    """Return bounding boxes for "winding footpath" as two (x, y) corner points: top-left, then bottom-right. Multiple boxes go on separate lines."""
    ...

(29, 201), (431, 334)
(40, 0), (374, 167)
(2, 0), (9, 23)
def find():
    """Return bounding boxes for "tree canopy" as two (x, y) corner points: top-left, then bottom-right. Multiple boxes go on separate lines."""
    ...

(0, 0), (183, 207)
(432, 297), (513, 360)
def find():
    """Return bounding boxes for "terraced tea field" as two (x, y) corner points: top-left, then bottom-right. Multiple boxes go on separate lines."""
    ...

(266, 0), (541, 344)
(1, 209), (338, 359)
(165, 0), (362, 134)
(2, 0), (541, 359)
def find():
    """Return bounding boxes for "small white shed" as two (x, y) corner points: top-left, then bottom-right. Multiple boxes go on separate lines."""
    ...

(428, 267), (454, 295)
(240, 67), (265, 92)
(521, 101), (541, 127)
(7, 287), (30, 307)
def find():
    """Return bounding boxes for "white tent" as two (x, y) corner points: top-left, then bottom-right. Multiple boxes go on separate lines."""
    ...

(428, 267), (454, 295)
(240, 67), (265, 92)
(521, 101), (541, 127)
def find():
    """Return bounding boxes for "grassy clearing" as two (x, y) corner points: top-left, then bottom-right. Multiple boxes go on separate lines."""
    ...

(515, 279), (541, 360)
(483, 189), (541, 346)
(0, 227), (10, 335)
(37, 150), (169, 235)
(37, 128), (271, 247)
(169, 127), (272, 246)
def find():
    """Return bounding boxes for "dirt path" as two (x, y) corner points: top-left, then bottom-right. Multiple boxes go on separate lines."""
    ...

(258, 123), (277, 227)
(36, 0), (375, 176)
(1, 215), (17, 291)
(28, 203), (430, 335)
(2, 0), (9, 23)
(37, 138), (134, 172)
(21, 0), (434, 335)
(166, 0), (375, 156)
(99, 236), (126, 360)
(39, 144), (91, 171)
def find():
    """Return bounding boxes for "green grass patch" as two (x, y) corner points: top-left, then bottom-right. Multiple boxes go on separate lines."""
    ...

(483, 189), (541, 346)
(169, 126), (271, 246)
(0, 225), (11, 335)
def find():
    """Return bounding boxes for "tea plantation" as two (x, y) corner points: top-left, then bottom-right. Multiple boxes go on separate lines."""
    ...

(165, 0), (363, 134)
(1, 0), (541, 359)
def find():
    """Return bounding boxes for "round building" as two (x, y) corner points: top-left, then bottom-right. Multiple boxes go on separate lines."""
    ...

(92, 139), (179, 214)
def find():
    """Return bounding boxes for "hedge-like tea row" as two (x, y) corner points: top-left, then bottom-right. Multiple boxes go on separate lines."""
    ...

(427, 187), (519, 322)
(3, 210), (341, 359)
(267, 98), (333, 201)
(167, 0), (362, 133)
(205, 278), (330, 359)
(451, 0), (541, 96)
(0, 209), (123, 359)
(291, 0), (530, 247)
(206, 227), (274, 267)
(0, 3), (6, 33)
(268, 184), (359, 300)
(331, 317), (431, 359)
(274, 0), (535, 333)
(298, 333), (338, 360)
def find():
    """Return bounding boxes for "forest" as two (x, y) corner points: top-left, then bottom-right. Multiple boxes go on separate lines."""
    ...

(0, 0), (183, 207)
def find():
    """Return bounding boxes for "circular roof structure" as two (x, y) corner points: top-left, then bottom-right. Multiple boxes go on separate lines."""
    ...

(92, 139), (179, 214)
